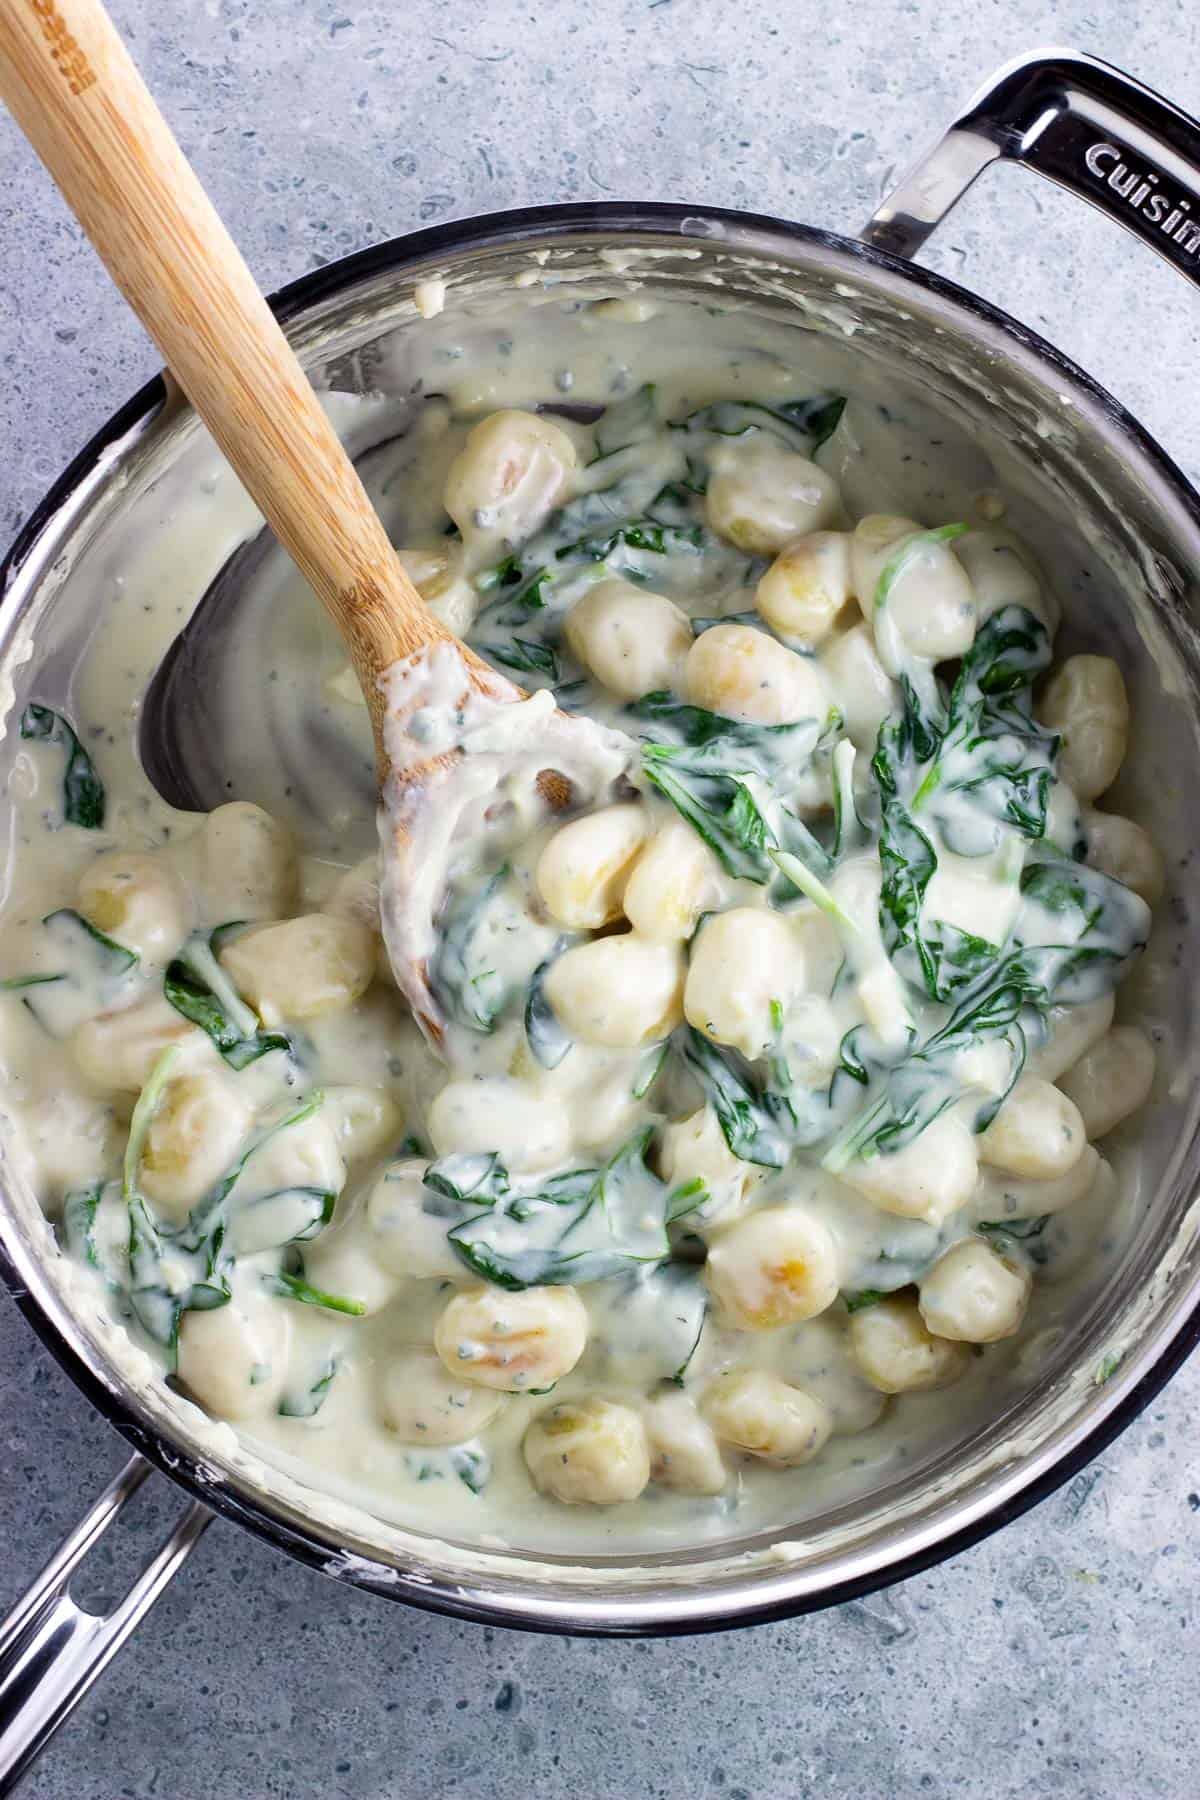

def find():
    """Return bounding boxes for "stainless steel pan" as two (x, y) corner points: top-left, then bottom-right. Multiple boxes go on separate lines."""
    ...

(3, 45), (1200, 1793)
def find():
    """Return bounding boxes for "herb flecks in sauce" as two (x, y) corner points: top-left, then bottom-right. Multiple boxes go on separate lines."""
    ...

(2, 334), (1158, 1543)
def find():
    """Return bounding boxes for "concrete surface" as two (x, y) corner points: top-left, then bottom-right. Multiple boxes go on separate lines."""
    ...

(2, 2), (1199, 1796)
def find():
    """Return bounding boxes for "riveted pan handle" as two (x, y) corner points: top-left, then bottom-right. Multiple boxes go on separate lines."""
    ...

(0, 1455), (211, 1795)
(863, 46), (1200, 295)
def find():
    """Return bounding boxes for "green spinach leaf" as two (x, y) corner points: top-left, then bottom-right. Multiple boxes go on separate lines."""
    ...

(525, 944), (574, 1069)
(430, 863), (511, 1034)
(423, 1152), (511, 1205)
(20, 702), (106, 828)
(633, 693), (825, 882)
(446, 1127), (676, 1290)
(164, 929), (290, 1069)
(592, 383), (660, 458)
(266, 1269), (367, 1316)
(679, 1027), (794, 1168)
(842, 1288), (887, 1313)
(278, 1356), (339, 1418)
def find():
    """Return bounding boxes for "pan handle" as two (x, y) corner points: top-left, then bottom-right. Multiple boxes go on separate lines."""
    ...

(0, 1454), (211, 1796)
(863, 46), (1200, 296)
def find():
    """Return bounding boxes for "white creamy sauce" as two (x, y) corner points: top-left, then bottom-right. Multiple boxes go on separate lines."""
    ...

(0, 295), (1171, 1554)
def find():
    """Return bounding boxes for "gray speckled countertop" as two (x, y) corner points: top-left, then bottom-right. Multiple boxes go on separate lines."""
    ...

(2, 4), (1199, 1796)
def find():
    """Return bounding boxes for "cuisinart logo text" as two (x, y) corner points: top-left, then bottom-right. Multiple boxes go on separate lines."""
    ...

(1084, 141), (1200, 257)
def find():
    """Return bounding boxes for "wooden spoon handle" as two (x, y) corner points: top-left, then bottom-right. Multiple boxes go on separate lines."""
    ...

(0, 0), (462, 712)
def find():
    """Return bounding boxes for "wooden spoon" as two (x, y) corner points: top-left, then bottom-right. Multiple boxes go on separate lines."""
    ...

(0, 0), (602, 1041)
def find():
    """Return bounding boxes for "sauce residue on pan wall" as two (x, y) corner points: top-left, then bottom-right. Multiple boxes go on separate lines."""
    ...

(0, 291), (1175, 1553)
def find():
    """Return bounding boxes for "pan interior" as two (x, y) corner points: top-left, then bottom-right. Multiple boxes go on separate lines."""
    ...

(2, 217), (1199, 1618)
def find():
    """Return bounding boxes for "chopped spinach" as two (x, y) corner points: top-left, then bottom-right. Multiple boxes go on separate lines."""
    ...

(911, 605), (1060, 854)
(164, 929), (290, 1069)
(19, 908), (138, 1037)
(872, 605), (1062, 1003)
(266, 1270), (367, 1316)
(115, 1064), (338, 1356)
(402, 1442), (492, 1492)
(825, 861), (1149, 1171)
(450, 1443), (491, 1494)
(610, 1260), (709, 1382)
(446, 1126), (678, 1290)
(641, 756), (773, 882)
(423, 1151), (511, 1205)
(63, 1181), (103, 1266)
(62, 1179), (124, 1286)
(632, 692), (825, 882)
(20, 702), (106, 828)
(679, 1027), (794, 1168)
(475, 635), (560, 682)
(592, 383), (660, 458)
(278, 1355), (339, 1418)
(430, 863), (511, 1034)
(524, 944), (574, 1069)
(227, 1186), (336, 1256)
(978, 1215), (1051, 1265)
(671, 393), (846, 456)
(842, 1288), (887, 1313)
(690, 609), (761, 636)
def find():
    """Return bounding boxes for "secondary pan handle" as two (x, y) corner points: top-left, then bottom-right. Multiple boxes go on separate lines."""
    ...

(863, 46), (1200, 295)
(0, 1455), (211, 1795)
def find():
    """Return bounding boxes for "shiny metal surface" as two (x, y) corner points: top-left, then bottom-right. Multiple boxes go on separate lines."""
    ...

(0, 1456), (211, 1797)
(2, 45), (1200, 1789)
(864, 46), (1200, 287)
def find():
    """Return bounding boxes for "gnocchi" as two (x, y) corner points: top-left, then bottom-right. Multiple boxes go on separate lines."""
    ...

(953, 526), (1059, 634)
(840, 1114), (979, 1227)
(622, 816), (717, 942)
(641, 1388), (727, 1495)
(1040, 655), (1129, 800)
(138, 1072), (253, 1222)
(78, 851), (188, 962)
(397, 542), (478, 639)
(434, 1284), (589, 1391)
(979, 1076), (1087, 1180)
(379, 1348), (506, 1444)
(427, 1076), (571, 1171)
(364, 1161), (467, 1280)
(543, 933), (685, 1048)
(15, 357), (1162, 1541)
(686, 621), (830, 725)
(1025, 994), (1116, 1082)
(702, 1369), (833, 1466)
(657, 1105), (761, 1233)
(917, 1239), (1031, 1343)
(177, 1288), (292, 1422)
(219, 914), (375, 1024)
(704, 1205), (839, 1329)
(1082, 809), (1165, 904)
(444, 409), (576, 553)
(1058, 1027), (1155, 1140)
(818, 622), (897, 750)
(535, 803), (649, 930)
(847, 1295), (971, 1394)
(684, 907), (807, 1060)
(755, 530), (853, 644)
(564, 579), (692, 699)
(200, 802), (298, 925)
(851, 513), (976, 662)
(71, 994), (211, 1094)
(524, 1398), (651, 1505)
(705, 445), (840, 554)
